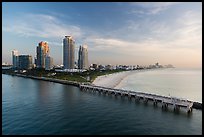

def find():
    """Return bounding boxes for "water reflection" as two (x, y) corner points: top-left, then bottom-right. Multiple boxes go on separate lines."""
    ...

(35, 80), (52, 105)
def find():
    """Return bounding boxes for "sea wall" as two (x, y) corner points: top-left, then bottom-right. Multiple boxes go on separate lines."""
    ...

(8, 73), (81, 87)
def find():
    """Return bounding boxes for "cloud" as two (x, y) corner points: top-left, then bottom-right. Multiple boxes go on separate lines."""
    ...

(85, 35), (160, 54)
(3, 13), (83, 39)
(84, 9), (201, 67)
(84, 8), (201, 57)
(47, 41), (63, 46)
(168, 10), (202, 49)
(86, 38), (131, 50)
(130, 2), (180, 15)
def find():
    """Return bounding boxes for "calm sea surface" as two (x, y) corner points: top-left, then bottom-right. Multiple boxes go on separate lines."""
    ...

(2, 69), (202, 135)
(117, 68), (202, 103)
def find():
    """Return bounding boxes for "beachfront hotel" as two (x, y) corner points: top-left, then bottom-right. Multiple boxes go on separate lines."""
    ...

(36, 41), (49, 68)
(63, 36), (75, 69)
(78, 45), (89, 70)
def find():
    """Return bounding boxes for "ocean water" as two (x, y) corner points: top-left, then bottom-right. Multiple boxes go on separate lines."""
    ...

(2, 72), (202, 135)
(116, 68), (202, 103)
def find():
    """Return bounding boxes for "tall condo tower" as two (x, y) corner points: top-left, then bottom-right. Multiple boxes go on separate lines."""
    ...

(78, 45), (89, 70)
(12, 50), (19, 69)
(36, 41), (49, 68)
(63, 36), (75, 69)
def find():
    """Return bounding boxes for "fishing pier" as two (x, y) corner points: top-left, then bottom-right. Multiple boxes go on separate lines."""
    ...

(79, 84), (194, 113)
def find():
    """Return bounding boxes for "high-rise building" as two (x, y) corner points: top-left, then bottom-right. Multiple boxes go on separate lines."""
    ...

(12, 50), (19, 69)
(45, 55), (53, 70)
(78, 46), (82, 69)
(36, 41), (49, 68)
(63, 36), (75, 69)
(78, 45), (89, 70)
(18, 55), (32, 69)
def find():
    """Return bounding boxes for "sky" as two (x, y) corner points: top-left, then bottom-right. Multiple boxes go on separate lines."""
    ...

(2, 2), (202, 68)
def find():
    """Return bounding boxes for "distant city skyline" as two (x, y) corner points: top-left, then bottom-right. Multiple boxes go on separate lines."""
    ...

(2, 2), (202, 68)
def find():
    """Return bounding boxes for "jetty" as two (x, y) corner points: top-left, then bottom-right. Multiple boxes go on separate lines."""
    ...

(80, 84), (194, 113)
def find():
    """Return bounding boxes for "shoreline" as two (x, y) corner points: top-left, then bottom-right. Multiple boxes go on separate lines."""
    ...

(92, 70), (133, 88)
(92, 68), (162, 88)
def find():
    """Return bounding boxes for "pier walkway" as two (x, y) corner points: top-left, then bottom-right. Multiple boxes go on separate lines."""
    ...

(79, 84), (193, 113)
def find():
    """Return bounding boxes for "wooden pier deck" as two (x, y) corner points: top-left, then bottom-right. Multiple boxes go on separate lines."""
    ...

(79, 84), (193, 113)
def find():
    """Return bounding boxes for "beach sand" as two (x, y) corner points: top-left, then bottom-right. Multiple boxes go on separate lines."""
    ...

(92, 71), (134, 88)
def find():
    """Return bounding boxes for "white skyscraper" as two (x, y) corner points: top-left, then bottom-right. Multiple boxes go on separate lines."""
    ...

(78, 45), (89, 70)
(63, 36), (75, 69)
(12, 50), (19, 69)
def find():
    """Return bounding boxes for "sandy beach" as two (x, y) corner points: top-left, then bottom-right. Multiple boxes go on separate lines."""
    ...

(92, 69), (156, 89)
(92, 70), (134, 88)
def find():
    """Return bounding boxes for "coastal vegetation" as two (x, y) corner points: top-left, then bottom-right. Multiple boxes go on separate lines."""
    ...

(2, 68), (126, 83)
